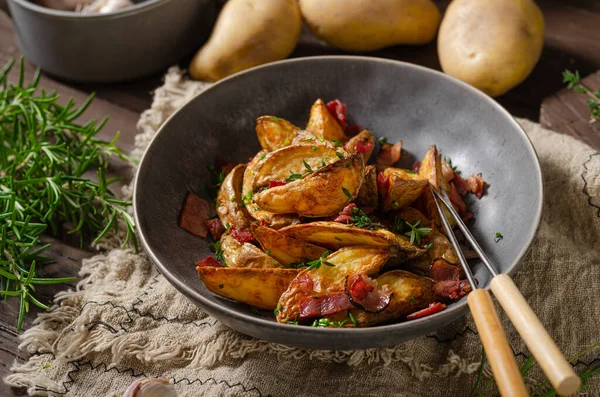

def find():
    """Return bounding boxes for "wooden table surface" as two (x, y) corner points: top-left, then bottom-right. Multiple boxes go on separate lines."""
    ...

(1, 1), (599, 395)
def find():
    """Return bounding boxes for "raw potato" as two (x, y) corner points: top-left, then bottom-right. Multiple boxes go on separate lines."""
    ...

(277, 246), (390, 322)
(254, 226), (327, 265)
(306, 99), (346, 142)
(381, 167), (428, 210)
(254, 154), (365, 217)
(300, 0), (441, 52)
(352, 270), (437, 326)
(220, 234), (280, 268)
(197, 266), (299, 310)
(250, 144), (342, 191)
(356, 165), (378, 207)
(189, 0), (302, 82)
(345, 130), (375, 162)
(216, 164), (252, 228)
(256, 116), (299, 151)
(243, 151), (301, 229)
(438, 0), (544, 97)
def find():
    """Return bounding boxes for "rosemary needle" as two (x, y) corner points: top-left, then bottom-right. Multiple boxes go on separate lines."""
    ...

(0, 58), (136, 331)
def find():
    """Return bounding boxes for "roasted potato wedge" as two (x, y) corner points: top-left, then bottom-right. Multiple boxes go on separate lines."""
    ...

(381, 167), (428, 210)
(417, 145), (455, 230)
(277, 246), (391, 322)
(352, 270), (437, 326)
(243, 150), (301, 229)
(255, 116), (298, 151)
(216, 164), (252, 228)
(254, 154), (365, 218)
(250, 144), (342, 191)
(254, 225), (327, 265)
(197, 267), (299, 310)
(221, 234), (279, 268)
(344, 129), (375, 162)
(395, 207), (458, 264)
(356, 165), (378, 207)
(306, 98), (346, 142)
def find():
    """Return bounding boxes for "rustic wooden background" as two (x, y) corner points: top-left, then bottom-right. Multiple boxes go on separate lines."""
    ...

(1, 1), (599, 395)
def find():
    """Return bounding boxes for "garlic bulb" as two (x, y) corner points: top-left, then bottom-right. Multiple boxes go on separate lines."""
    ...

(82, 0), (134, 13)
(123, 378), (178, 397)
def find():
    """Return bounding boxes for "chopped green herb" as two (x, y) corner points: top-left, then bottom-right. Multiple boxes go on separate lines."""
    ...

(263, 215), (270, 221)
(350, 208), (384, 230)
(348, 311), (358, 326)
(209, 240), (224, 262)
(259, 154), (266, 160)
(273, 303), (282, 316)
(334, 237), (342, 242)
(342, 187), (352, 199)
(254, 206), (259, 211)
(312, 146), (317, 152)
(225, 222), (231, 230)
(272, 260), (278, 265)
(330, 139), (342, 146)
(312, 318), (347, 328)
(284, 139), (291, 146)
(317, 137), (325, 142)
(378, 136), (388, 144)
(336, 151), (344, 160)
(392, 200), (399, 207)
(427, 242), (434, 250)
(444, 156), (458, 173)
(229, 195), (235, 202)
(563, 70), (600, 122)
(285, 170), (303, 183)
(250, 307), (261, 314)
(287, 320), (299, 325)
(404, 169), (416, 174)
(494, 232), (504, 243)
(42, 364), (52, 369)
(265, 249), (271, 255)
(215, 203), (221, 209)
(317, 158), (327, 169)
(270, 116), (281, 122)
(219, 284), (224, 289)
(302, 251), (334, 271)
(303, 159), (313, 173)
(409, 296), (417, 302)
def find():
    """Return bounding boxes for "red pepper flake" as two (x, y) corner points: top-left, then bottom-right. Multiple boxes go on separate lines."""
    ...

(407, 302), (446, 319)
(230, 225), (254, 243)
(377, 172), (390, 201)
(326, 99), (348, 130)
(196, 256), (223, 268)
(355, 141), (373, 153)
(269, 179), (287, 188)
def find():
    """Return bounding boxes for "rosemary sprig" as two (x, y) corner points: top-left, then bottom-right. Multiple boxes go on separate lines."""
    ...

(563, 70), (600, 123)
(0, 58), (136, 331)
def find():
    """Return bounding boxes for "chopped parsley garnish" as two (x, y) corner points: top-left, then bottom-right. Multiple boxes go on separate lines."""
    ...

(409, 296), (417, 302)
(317, 137), (325, 142)
(312, 318), (347, 328)
(330, 139), (342, 146)
(427, 242), (434, 250)
(348, 311), (358, 326)
(336, 151), (344, 160)
(265, 249), (271, 255)
(444, 156), (459, 173)
(215, 203), (221, 209)
(229, 194), (235, 202)
(284, 139), (291, 146)
(270, 116), (281, 122)
(404, 169), (416, 174)
(303, 137), (314, 142)
(378, 136), (388, 144)
(318, 158), (327, 169)
(219, 284), (224, 289)
(303, 159), (313, 173)
(209, 240), (224, 262)
(392, 200), (399, 207)
(285, 170), (303, 183)
(273, 303), (282, 316)
(259, 154), (266, 160)
(312, 146), (317, 152)
(287, 320), (299, 325)
(342, 187), (352, 199)
(494, 232), (504, 243)
(334, 237), (342, 241)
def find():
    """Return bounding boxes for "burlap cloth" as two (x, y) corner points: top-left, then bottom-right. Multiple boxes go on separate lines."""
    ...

(5, 67), (600, 397)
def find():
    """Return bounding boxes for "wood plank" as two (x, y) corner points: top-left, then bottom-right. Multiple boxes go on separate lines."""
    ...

(540, 71), (600, 150)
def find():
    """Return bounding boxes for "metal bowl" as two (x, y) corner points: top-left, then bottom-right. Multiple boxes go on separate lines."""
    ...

(8, 0), (216, 83)
(133, 56), (543, 350)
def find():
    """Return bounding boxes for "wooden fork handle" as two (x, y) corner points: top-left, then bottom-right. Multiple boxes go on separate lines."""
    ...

(490, 274), (581, 396)
(468, 289), (529, 397)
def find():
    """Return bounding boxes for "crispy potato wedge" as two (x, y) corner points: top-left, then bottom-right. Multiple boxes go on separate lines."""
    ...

(356, 165), (378, 207)
(277, 246), (391, 322)
(344, 129), (375, 162)
(381, 167), (428, 210)
(221, 234), (279, 268)
(395, 207), (458, 264)
(197, 267), (299, 310)
(254, 226), (327, 265)
(243, 151), (301, 229)
(254, 154), (365, 217)
(250, 144), (342, 191)
(306, 98), (346, 142)
(216, 164), (252, 228)
(352, 270), (437, 326)
(255, 116), (298, 151)
(417, 145), (455, 230)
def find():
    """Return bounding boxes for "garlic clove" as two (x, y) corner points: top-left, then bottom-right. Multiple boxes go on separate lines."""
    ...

(123, 378), (178, 397)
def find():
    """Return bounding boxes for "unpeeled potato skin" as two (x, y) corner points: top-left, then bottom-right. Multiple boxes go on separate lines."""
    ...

(438, 0), (545, 97)
(189, 0), (302, 82)
(300, 0), (441, 52)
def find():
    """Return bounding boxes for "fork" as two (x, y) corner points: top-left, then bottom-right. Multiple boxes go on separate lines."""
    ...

(430, 186), (580, 397)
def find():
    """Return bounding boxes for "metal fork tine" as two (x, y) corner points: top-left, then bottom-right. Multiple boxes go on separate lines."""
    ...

(431, 188), (498, 277)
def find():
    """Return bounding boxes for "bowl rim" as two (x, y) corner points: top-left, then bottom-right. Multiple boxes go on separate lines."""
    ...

(9, 0), (170, 19)
(133, 55), (544, 341)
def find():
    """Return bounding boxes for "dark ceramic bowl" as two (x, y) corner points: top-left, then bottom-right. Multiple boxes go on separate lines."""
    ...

(8, 0), (216, 83)
(134, 56), (543, 350)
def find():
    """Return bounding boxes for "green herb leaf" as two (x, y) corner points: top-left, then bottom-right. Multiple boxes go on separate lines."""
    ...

(303, 159), (313, 173)
(348, 311), (358, 326)
(336, 151), (344, 160)
(342, 187), (352, 199)
(378, 136), (387, 144)
(285, 170), (303, 183)
(494, 232), (503, 243)
(273, 303), (282, 316)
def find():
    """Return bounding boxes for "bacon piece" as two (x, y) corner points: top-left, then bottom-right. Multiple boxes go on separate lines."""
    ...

(441, 161), (455, 183)
(429, 258), (462, 281)
(434, 279), (472, 300)
(326, 99), (348, 130)
(453, 173), (486, 199)
(407, 302), (447, 319)
(204, 218), (225, 241)
(411, 161), (421, 173)
(298, 292), (354, 319)
(345, 274), (393, 313)
(449, 182), (473, 221)
(292, 274), (314, 294)
(269, 179), (287, 188)
(333, 214), (353, 223)
(375, 140), (402, 166)
(355, 141), (374, 153)
(333, 203), (356, 224)
(377, 172), (390, 201)
(346, 124), (363, 137)
(229, 225), (254, 243)
(179, 193), (211, 237)
(196, 256), (223, 268)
